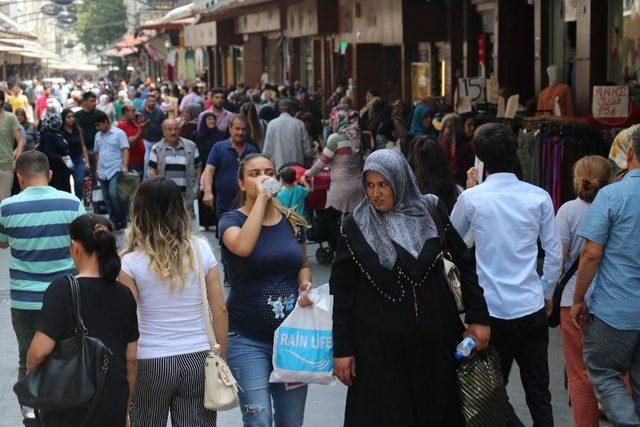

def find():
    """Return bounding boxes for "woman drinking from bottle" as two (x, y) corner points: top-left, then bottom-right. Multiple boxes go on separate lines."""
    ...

(219, 153), (313, 426)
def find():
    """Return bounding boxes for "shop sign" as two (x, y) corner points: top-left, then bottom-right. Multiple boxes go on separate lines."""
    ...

(592, 86), (629, 118)
(458, 77), (486, 104)
(184, 22), (217, 47)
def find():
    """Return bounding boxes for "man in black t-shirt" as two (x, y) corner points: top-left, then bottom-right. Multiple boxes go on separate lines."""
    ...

(74, 92), (98, 152)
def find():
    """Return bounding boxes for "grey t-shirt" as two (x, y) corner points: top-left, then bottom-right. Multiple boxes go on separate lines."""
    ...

(0, 111), (21, 170)
(556, 197), (592, 306)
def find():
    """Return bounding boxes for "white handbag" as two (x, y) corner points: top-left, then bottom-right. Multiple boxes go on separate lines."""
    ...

(194, 239), (240, 411)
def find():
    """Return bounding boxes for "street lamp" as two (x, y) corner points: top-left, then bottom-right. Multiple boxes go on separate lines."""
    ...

(57, 10), (78, 25)
(41, 4), (63, 16)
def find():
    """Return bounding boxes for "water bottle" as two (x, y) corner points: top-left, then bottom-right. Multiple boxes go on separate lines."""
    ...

(64, 157), (74, 170)
(455, 336), (476, 360)
(262, 177), (282, 196)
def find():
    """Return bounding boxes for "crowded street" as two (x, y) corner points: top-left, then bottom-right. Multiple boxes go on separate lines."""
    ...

(0, 0), (639, 426)
(0, 235), (613, 426)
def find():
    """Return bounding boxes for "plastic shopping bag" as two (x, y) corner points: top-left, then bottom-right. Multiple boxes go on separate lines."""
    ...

(269, 284), (334, 385)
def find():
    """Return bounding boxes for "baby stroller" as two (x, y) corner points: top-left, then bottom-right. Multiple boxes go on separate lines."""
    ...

(279, 163), (335, 265)
(304, 167), (335, 265)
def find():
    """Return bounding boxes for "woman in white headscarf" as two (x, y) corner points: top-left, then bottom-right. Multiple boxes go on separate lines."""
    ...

(330, 149), (490, 426)
(97, 93), (115, 123)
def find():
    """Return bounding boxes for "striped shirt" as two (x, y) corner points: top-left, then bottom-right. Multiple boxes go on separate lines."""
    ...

(148, 140), (201, 193)
(0, 186), (85, 310)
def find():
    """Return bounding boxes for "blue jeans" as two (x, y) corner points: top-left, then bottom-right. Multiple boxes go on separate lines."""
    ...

(100, 172), (126, 229)
(71, 156), (85, 200)
(227, 332), (307, 427)
(583, 315), (640, 426)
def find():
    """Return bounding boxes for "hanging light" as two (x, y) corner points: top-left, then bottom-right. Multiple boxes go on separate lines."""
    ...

(63, 40), (76, 49)
(51, 0), (75, 5)
(56, 21), (74, 29)
(57, 10), (78, 25)
(41, 4), (63, 16)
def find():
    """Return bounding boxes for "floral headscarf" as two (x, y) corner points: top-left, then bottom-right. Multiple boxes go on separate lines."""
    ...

(40, 112), (62, 132)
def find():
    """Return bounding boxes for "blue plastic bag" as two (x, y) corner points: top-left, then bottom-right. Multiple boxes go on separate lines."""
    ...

(269, 284), (334, 385)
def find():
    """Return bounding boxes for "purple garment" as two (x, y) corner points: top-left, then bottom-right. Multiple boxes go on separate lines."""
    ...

(197, 107), (233, 133)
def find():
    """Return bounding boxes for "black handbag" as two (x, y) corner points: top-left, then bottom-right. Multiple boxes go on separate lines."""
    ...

(457, 347), (509, 427)
(548, 257), (580, 328)
(13, 275), (112, 421)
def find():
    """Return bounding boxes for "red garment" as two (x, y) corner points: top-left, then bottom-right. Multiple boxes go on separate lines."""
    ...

(204, 100), (213, 110)
(117, 120), (145, 166)
(537, 83), (574, 117)
(560, 308), (599, 427)
(35, 95), (50, 119)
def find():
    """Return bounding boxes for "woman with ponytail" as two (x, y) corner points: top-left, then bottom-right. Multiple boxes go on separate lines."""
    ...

(555, 155), (611, 427)
(219, 153), (313, 426)
(26, 214), (139, 426)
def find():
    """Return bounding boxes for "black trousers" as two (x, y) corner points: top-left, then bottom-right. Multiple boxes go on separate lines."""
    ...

(490, 308), (553, 427)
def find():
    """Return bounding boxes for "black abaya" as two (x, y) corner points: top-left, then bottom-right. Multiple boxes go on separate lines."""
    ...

(330, 202), (490, 427)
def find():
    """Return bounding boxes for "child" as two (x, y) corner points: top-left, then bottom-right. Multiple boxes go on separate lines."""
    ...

(276, 166), (310, 217)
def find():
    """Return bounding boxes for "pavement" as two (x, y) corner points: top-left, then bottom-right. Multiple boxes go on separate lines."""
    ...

(0, 230), (610, 426)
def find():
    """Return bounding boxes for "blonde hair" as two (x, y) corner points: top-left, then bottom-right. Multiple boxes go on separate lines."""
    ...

(237, 154), (309, 235)
(122, 177), (195, 292)
(573, 155), (611, 203)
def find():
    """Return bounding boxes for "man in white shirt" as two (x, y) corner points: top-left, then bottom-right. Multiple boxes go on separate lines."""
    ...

(451, 123), (562, 427)
(262, 99), (314, 170)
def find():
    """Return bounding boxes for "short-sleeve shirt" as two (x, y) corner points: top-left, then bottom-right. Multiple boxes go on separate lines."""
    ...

(148, 140), (201, 194)
(0, 111), (21, 170)
(276, 185), (310, 217)
(555, 197), (591, 307)
(36, 276), (138, 403)
(578, 169), (640, 330)
(95, 125), (129, 180)
(117, 120), (145, 166)
(206, 139), (258, 212)
(219, 210), (304, 342)
(74, 109), (99, 151)
(0, 186), (85, 309)
(121, 237), (216, 359)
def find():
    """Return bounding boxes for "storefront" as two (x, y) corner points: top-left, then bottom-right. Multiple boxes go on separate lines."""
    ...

(284, 0), (338, 93)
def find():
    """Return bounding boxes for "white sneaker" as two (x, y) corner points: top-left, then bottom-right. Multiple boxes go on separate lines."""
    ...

(20, 405), (36, 419)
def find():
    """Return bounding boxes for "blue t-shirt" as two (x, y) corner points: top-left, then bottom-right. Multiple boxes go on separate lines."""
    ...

(219, 210), (304, 342)
(276, 185), (310, 217)
(578, 169), (640, 330)
(206, 139), (258, 213)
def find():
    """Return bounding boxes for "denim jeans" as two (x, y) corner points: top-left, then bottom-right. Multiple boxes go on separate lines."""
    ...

(143, 139), (156, 179)
(71, 155), (85, 200)
(227, 332), (307, 427)
(100, 172), (126, 229)
(10, 308), (40, 381)
(583, 315), (640, 426)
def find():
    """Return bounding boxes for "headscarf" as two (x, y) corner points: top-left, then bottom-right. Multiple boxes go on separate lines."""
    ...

(40, 112), (62, 132)
(99, 94), (109, 106)
(410, 103), (437, 137)
(196, 111), (226, 142)
(609, 124), (640, 170)
(352, 149), (437, 270)
(183, 102), (202, 123)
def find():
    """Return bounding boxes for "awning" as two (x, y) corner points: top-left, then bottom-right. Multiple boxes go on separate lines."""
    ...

(200, 0), (279, 22)
(103, 46), (138, 57)
(138, 2), (196, 30)
(0, 12), (38, 40)
(139, 17), (196, 31)
(0, 38), (60, 61)
(114, 33), (150, 49)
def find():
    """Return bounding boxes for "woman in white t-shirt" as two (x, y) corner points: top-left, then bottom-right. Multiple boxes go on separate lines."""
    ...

(119, 176), (227, 427)
(555, 155), (611, 427)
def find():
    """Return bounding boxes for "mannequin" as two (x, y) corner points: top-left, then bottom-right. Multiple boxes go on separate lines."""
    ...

(536, 65), (574, 116)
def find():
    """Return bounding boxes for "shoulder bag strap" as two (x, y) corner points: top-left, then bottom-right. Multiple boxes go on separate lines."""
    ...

(193, 237), (218, 349)
(425, 196), (448, 255)
(67, 274), (87, 335)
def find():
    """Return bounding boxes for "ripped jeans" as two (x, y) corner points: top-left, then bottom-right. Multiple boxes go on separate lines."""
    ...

(227, 332), (308, 427)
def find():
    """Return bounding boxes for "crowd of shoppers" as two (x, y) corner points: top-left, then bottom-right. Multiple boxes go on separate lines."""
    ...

(0, 74), (639, 427)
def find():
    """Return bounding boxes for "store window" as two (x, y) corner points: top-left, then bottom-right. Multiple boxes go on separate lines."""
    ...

(608, 0), (640, 84)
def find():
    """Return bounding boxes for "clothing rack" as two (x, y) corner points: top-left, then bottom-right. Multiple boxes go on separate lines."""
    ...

(517, 119), (610, 211)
